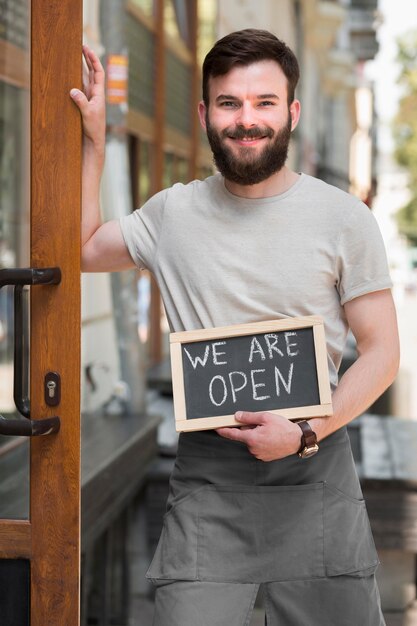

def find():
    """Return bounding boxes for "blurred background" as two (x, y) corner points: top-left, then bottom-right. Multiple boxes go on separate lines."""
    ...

(2, 0), (417, 624)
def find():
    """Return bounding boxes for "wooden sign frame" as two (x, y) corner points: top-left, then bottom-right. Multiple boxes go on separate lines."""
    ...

(170, 315), (333, 432)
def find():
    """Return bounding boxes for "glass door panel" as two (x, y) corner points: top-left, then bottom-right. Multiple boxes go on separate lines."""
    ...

(0, 0), (30, 519)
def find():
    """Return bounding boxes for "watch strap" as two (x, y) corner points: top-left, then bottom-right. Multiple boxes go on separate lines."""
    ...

(296, 420), (319, 457)
(297, 420), (317, 448)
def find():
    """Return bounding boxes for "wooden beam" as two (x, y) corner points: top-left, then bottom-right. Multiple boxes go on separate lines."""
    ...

(128, 135), (139, 210)
(149, 0), (165, 365)
(189, 0), (200, 181)
(0, 520), (31, 558)
(153, 0), (165, 197)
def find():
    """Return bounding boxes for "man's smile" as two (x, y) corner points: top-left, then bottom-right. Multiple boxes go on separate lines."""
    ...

(226, 133), (270, 147)
(230, 136), (267, 145)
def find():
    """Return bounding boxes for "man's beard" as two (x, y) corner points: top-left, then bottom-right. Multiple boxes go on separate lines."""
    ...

(205, 112), (292, 186)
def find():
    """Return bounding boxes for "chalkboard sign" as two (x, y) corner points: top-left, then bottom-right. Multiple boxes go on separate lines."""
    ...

(170, 316), (333, 432)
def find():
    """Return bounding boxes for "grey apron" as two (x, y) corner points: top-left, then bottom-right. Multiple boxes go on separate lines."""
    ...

(147, 426), (384, 625)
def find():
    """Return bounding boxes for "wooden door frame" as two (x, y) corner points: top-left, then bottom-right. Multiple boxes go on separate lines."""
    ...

(0, 2), (82, 625)
(30, 2), (82, 624)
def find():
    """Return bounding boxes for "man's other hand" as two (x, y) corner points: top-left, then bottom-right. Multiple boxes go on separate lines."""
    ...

(216, 412), (302, 461)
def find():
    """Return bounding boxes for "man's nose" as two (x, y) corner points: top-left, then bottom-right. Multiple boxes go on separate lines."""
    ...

(235, 102), (257, 128)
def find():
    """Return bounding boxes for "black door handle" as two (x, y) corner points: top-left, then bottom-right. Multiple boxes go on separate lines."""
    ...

(0, 267), (61, 437)
(0, 267), (62, 289)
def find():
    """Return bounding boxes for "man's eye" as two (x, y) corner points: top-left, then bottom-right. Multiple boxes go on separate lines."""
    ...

(220, 101), (238, 107)
(259, 101), (275, 106)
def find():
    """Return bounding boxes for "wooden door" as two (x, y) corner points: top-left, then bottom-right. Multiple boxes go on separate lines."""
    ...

(0, 1), (82, 624)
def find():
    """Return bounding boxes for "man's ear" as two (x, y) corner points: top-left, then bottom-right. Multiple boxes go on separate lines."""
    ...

(198, 100), (207, 131)
(289, 99), (301, 131)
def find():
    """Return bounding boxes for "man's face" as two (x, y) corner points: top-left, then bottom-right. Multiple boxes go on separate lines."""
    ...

(199, 60), (300, 186)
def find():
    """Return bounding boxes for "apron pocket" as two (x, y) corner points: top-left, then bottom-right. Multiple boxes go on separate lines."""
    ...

(198, 483), (325, 583)
(324, 483), (379, 577)
(146, 485), (207, 583)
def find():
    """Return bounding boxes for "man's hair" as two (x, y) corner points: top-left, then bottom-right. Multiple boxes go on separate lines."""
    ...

(202, 29), (300, 106)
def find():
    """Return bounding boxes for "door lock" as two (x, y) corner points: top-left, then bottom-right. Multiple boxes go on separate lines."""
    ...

(44, 372), (61, 407)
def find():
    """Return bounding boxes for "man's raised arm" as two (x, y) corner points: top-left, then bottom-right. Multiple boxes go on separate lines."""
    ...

(70, 45), (135, 272)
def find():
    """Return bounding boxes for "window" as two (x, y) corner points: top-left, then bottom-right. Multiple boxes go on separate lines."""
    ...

(164, 0), (192, 49)
(130, 0), (155, 19)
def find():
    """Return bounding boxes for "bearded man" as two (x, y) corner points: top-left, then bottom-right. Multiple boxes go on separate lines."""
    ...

(71, 29), (398, 626)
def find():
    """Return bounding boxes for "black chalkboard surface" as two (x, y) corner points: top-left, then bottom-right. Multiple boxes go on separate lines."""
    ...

(170, 316), (332, 432)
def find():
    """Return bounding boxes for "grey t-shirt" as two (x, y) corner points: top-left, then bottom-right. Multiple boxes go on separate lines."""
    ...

(119, 173), (392, 388)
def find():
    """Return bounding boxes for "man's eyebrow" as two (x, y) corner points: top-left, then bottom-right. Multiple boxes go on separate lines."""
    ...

(215, 93), (280, 103)
(215, 94), (240, 102)
(257, 93), (279, 100)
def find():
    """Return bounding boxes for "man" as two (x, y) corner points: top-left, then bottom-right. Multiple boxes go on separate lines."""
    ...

(71, 29), (399, 626)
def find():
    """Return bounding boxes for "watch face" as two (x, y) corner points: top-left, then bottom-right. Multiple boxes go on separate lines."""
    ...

(298, 444), (319, 459)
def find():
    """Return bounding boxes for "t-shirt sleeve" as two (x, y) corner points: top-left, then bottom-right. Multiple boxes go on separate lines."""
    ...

(119, 189), (168, 272)
(336, 201), (393, 306)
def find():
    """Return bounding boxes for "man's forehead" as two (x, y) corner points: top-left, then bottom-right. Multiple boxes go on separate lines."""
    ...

(208, 60), (288, 98)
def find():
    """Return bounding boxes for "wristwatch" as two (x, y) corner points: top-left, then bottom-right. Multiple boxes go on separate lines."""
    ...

(296, 421), (319, 458)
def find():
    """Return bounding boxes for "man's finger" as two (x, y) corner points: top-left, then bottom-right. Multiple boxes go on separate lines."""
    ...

(82, 52), (93, 88)
(69, 88), (88, 111)
(235, 410), (266, 425)
(83, 46), (105, 85)
(83, 45), (93, 69)
(216, 426), (253, 443)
